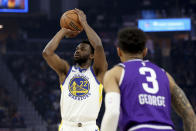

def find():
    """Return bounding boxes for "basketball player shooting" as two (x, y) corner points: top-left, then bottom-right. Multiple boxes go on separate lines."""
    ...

(101, 28), (196, 131)
(42, 9), (107, 131)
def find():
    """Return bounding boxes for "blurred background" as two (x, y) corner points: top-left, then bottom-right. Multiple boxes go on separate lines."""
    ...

(0, 0), (196, 131)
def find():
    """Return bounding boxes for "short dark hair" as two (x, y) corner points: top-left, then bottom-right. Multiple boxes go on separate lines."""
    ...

(117, 27), (147, 54)
(81, 40), (94, 54)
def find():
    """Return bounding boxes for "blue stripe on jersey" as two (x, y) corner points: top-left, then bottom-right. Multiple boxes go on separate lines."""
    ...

(90, 66), (100, 84)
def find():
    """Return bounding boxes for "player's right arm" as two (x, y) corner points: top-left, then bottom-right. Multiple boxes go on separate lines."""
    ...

(166, 72), (196, 131)
(75, 9), (108, 84)
(42, 28), (79, 84)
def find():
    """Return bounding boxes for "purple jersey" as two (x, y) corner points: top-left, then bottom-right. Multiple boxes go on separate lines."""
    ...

(118, 59), (174, 131)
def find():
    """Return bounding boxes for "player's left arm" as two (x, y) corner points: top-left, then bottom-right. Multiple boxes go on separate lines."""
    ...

(166, 72), (196, 131)
(101, 66), (122, 131)
(75, 8), (108, 83)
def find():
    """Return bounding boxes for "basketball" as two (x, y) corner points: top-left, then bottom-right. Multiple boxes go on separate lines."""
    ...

(60, 10), (83, 31)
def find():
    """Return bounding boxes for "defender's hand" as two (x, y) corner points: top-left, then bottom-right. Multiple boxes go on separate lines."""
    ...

(74, 8), (87, 25)
(62, 28), (80, 38)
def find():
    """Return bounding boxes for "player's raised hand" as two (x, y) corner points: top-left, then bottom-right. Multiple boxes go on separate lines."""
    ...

(62, 28), (80, 38)
(74, 8), (87, 25)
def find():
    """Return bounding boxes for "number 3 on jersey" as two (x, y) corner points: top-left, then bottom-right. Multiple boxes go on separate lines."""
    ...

(139, 67), (159, 94)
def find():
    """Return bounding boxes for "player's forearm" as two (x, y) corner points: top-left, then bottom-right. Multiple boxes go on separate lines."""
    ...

(101, 92), (120, 131)
(82, 22), (102, 48)
(101, 112), (119, 131)
(43, 29), (65, 56)
(183, 116), (196, 131)
(171, 85), (196, 131)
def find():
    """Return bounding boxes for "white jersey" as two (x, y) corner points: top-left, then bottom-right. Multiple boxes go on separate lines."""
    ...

(60, 65), (103, 123)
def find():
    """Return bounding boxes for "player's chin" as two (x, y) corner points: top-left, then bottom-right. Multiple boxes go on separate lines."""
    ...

(73, 56), (80, 62)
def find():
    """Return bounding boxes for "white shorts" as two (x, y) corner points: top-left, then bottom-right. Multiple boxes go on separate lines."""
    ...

(59, 121), (99, 131)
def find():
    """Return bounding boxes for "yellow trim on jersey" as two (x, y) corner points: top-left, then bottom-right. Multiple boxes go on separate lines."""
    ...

(60, 85), (63, 92)
(58, 121), (62, 131)
(99, 84), (103, 106)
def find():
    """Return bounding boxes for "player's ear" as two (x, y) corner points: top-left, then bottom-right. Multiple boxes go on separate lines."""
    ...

(117, 47), (122, 57)
(143, 48), (148, 57)
(90, 53), (94, 59)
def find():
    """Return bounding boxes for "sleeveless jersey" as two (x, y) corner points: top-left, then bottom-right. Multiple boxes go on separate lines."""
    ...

(118, 59), (174, 131)
(60, 66), (103, 122)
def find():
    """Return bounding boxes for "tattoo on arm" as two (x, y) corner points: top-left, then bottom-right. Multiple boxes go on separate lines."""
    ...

(171, 85), (196, 131)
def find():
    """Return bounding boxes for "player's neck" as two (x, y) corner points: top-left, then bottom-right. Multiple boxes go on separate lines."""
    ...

(123, 54), (143, 62)
(75, 61), (91, 69)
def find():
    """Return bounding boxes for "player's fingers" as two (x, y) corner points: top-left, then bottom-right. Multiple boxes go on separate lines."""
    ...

(71, 31), (80, 34)
(74, 10), (81, 16)
(74, 8), (80, 13)
(62, 28), (69, 32)
(62, 28), (79, 37)
(74, 9), (78, 13)
(69, 29), (80, 32)
(75, 8), (84, 15)
(63, 28), (76, 32)
(75, 8), (80, 11)
(62, 28), (72, 32)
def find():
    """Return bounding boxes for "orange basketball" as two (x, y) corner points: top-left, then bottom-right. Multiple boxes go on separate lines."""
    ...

(60, 10), (83, 31)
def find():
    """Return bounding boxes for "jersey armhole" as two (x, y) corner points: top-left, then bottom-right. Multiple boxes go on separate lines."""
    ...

(118, 63), (125, 68)
(90, 66), (100, 84)
(117, 63), (125, 86)
(61, 66), (72, 86)
(119, 68), (125, 86)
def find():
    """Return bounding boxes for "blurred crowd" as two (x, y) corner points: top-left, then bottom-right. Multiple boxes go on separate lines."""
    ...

(5, 55), (61, 125)
(0, 87), (25, 128)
